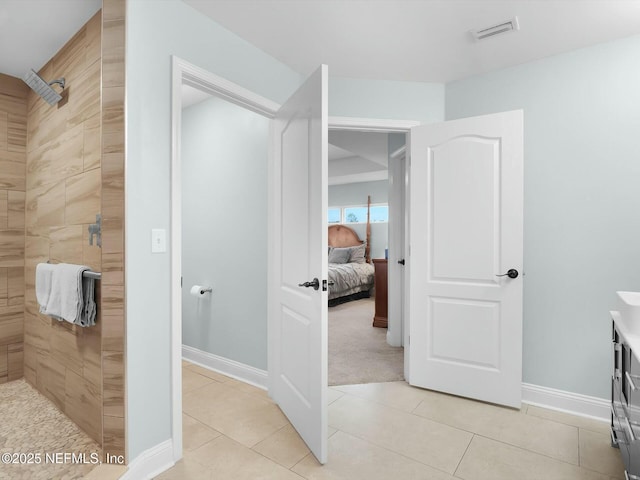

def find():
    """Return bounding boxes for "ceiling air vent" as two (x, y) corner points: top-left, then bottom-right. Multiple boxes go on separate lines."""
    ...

(471, 17), (520, 41)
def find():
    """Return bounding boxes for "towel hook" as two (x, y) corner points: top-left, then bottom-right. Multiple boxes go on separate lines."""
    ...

(88, 214), (102, 248)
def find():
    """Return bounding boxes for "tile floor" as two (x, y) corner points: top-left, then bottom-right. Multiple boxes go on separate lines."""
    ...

(154, 361), (624, 480)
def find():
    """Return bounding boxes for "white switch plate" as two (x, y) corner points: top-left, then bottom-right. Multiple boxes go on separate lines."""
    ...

(151, 229), (166, 253)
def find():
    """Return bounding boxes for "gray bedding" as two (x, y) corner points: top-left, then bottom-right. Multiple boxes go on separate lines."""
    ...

(328, 262), (374, 300)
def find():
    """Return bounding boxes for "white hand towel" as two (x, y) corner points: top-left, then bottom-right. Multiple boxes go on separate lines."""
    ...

(45, 263), (88, 324)
(35, 263), (56, 313)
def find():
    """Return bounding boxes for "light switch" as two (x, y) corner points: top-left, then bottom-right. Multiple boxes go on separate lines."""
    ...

(151, 229), (166, 253)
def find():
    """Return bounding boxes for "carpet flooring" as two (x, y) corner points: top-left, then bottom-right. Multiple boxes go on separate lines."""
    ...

(328, 297), (404, 386)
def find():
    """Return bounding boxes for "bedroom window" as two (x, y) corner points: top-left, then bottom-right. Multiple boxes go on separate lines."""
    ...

(328, 204), (389, 224)
(328, 208), (341, 224)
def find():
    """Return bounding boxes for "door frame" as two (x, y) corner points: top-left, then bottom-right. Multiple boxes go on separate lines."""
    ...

(170, 55), (419, 463)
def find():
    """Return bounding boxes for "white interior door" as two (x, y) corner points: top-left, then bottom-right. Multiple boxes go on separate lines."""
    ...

(408, 110), (523, 408)
(268, 65), (328, 463)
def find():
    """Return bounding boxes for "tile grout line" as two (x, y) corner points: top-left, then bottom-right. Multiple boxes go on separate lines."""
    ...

(472, 432), (583, 468)
(325, 427), (462, 478)
(452, 433), (475, 478)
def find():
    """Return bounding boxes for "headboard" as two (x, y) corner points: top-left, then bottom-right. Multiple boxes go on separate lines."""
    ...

(327, 195), (372, 263)
(328, 225), (371, 263)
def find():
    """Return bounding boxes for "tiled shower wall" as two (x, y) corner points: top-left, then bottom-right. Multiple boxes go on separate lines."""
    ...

(23, 10), (103, 444)
(0, 74), (27, 384)
(100, 0), (126, 459)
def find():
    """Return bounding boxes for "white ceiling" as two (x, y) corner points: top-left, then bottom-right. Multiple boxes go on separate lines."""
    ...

(5, 1), (640, 84)
(0, 0), (101, 78)
(328, 131), (390, 185)
(183, 0), (640, 83)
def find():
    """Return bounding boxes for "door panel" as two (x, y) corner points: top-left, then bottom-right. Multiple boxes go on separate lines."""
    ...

(269, 65), (328, 463)
(409, 111), (523, 408)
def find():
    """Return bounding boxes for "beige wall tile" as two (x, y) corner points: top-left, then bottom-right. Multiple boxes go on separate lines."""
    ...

(0, 344), (7, 377)
(36, 352), (66, 411)
(0, 267), (7, 305)
(8, 113), (27, 153)
(66, 60), (101, 128)
(101, 314), (123, 352)
(8, 190), (25, 230)
(0, 111), (7, 150)
(51, 26), (87, 87)
(49, 123), (85, 182)
(0, 150), (26, 190)
(0, 190), (8, 230)
(102, 132), (123, 155)
(101, 284), (123, 317)
(65, 368), (102, 443)
(0, 94), (28, 117)
(0, 304), (23, 346)
(27, 102), (69, 154)
(102, 19), (125, 89)
(7, 342), (23, 380)
(85, 11), (102, 67)
(103, 0), (124, 21)
(103, 351), (124, 417)
(102, 153), (123, 217)
(50, 324), (83, 377)
(102, 87), (124, 135)
(36, 181), (66, 227)
(0, 73), (30, 99)
(23, 312), (49, 356)
(8, 267), (24, 306)
(50, 225), (83, 264)
(82, 327), (102, 389)
(66, 168), (101, 225)
(23, 341), (36, 384)
(0, 229), (24, 267)
(84, 114), (101, 171)
(103, 414), (125, 459)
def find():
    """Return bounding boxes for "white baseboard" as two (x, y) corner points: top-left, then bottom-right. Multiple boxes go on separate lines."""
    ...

(182, 345), (268, 390)
(522, 383), (609, 422)
(120, 439), (174, 480)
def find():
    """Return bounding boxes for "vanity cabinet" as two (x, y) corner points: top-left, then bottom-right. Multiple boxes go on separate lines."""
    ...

(611, 315), (640, 479)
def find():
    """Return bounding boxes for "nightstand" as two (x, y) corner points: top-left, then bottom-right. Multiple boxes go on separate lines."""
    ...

(372, 259), (388, 328)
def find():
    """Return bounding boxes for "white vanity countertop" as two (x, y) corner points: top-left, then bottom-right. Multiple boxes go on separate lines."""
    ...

(611, 310), (640, 357)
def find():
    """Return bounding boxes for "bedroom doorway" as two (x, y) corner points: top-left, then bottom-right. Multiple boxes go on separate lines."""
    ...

(327, 130), (408, 386)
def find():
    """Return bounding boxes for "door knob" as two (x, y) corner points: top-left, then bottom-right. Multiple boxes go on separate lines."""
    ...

(496, 269), (519, 279)
(298, 278), (320, 290)
(398, 259), (405, 265)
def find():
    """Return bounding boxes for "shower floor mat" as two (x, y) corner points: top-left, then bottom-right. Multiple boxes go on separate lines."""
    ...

(0, 379), (101, 480)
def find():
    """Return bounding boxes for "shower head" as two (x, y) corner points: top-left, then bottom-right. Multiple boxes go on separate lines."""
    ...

(22, 69), (66, 105)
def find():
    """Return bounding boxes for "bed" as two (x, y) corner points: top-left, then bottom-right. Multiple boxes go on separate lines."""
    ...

(327, 199), (375, 306)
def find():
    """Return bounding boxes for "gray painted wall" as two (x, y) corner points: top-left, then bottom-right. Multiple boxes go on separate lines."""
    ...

(446, 34), (640, 399)
(126, 0), (301, 461)
(181, 96), (269, 370)
(329, 180), (389, 259)
(126, 0), (443, 462)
